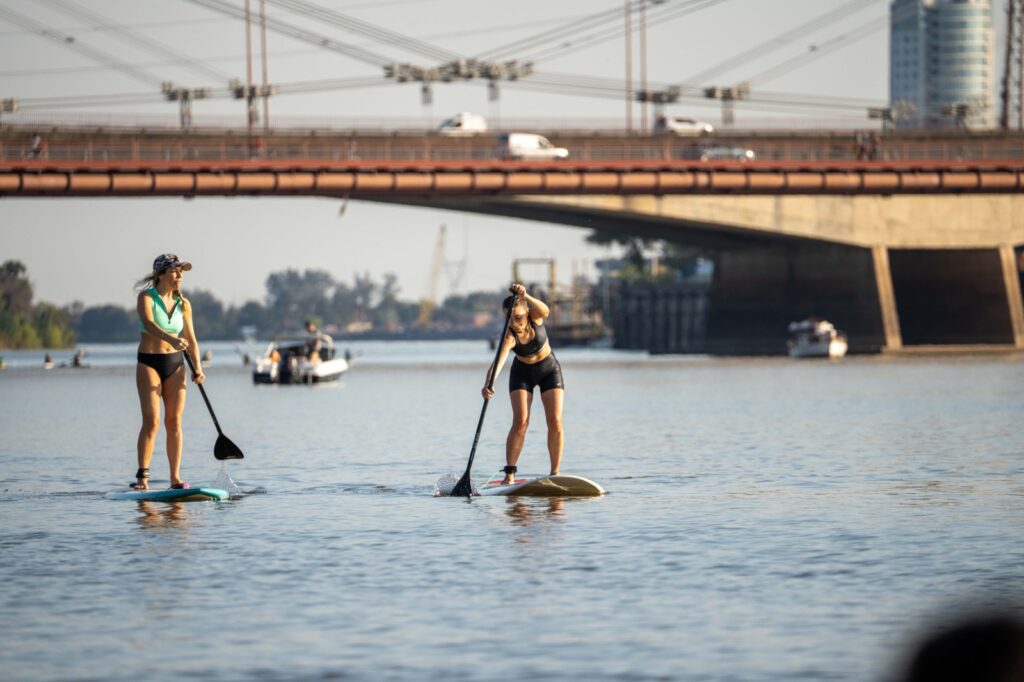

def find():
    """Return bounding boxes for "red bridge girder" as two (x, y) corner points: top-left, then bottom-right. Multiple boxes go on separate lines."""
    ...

(2, 159), (1023, 197)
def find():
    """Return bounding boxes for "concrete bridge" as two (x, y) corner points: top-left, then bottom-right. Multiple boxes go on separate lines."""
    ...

(3, 124), (1023, 353)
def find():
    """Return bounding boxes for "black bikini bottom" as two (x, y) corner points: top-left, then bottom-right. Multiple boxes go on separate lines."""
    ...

(137, 351), (184, 382)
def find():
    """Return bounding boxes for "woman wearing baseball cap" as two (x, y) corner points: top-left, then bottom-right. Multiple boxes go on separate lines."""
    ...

(131, 254), (205, 490)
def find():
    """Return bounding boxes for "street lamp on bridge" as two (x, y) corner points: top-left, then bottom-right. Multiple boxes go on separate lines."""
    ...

(636, 87), (680, 129)
(704, 83), (750, 126)
(161, 83), (211, 130)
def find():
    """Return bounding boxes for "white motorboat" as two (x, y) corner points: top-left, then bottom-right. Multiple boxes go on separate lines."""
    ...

(787, 319), (848, 359)
(253, 333), (350, 384)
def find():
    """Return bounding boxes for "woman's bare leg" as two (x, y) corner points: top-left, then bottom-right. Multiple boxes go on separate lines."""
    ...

(540, 388), (564, 475)
(505, 389), (532, 483)
(135, 364), (162, 489)
(161, 365), (188, 487)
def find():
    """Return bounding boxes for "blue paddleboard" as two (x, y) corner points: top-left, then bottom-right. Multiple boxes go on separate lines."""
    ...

(106, 487), (229, 502)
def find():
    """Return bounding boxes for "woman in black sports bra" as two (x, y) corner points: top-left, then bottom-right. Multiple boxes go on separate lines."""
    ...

(483, 283), (565, 485)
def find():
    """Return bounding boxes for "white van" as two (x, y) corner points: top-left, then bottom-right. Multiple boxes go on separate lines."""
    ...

(654, 115), (714, 136)
(438, 112), (487, 137)
(498, 133), (569, 160)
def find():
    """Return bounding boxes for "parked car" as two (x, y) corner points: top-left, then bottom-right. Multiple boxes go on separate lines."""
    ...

(654, 115), (714, 136)
(438, 112), (487, 137)
(498, 133), (569, 160)
(679, 145), (756, 162)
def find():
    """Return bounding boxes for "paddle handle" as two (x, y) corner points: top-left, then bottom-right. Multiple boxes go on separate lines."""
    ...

(182, 351), (223, 436)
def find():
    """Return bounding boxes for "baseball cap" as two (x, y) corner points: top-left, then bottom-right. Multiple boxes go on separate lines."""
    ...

(153, 253), (192, 272)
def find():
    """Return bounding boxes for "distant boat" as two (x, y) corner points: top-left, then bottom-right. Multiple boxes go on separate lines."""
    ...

(253, 333), (350, 384)
(787, 319), (848, 359)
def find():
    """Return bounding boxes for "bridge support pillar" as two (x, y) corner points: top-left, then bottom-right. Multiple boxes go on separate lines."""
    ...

(871, 245), (903, 351)
(999, 244), (1024, 348)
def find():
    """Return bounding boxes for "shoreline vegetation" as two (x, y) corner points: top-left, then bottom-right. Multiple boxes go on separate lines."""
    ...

(0, 260), (505, 349)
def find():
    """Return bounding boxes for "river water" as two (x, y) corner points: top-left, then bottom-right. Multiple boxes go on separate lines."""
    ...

(1, 341), (1022, 681)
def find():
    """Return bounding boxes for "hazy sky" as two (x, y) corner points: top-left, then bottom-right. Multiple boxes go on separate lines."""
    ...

(1, 0), (1001, 307)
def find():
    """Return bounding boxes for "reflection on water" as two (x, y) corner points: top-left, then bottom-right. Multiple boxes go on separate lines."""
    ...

(503, 496), (566, 527)
(135, 501), (189, 530)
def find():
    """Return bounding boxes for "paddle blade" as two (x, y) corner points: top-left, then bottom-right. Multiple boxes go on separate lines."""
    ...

(450, 471), (473, 497)
(214, 434), (244, 460)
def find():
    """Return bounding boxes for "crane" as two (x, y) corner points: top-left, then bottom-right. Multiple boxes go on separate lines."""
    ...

(417, 224), (446, 327)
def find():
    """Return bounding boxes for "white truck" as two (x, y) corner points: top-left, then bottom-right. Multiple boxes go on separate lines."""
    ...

(497, 133), (569, 160)
(437, 112), (487, 137)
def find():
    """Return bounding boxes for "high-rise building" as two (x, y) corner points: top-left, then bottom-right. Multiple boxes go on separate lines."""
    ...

(890, 0), (994, 128)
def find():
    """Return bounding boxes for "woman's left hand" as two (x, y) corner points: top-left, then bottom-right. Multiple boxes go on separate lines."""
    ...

(192, 371), (206, 384)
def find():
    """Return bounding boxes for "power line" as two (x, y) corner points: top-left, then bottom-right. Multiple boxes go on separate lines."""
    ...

(266, 0), (460, 63)
(684, 0), (881, 84)
(524, 0), (729, 64)
(0, 4), (165, 87)
(744, 15), (888, 86)
(39, 0), (232, 83)
(181, 0), (395, 67)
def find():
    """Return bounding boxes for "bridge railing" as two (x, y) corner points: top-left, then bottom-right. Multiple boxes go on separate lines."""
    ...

(3, 136), (1024, 163)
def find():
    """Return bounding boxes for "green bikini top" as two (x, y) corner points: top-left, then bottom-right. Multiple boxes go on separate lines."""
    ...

(138, 287), (184, 336)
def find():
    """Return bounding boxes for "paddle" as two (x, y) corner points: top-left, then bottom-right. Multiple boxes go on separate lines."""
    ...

(450, 294), (517, 497)
(182, 351), (244, 460)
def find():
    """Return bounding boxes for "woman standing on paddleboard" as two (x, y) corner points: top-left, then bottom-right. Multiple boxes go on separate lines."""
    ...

(483, 283), (564, 485)
(131, 254), (205, 490)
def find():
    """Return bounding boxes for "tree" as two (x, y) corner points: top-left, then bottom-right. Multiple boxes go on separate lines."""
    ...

(0, 261), (75, 348)
(0, 260), (34, 317)
(76, 305), (136, 343)
(264, 269), (336, 332)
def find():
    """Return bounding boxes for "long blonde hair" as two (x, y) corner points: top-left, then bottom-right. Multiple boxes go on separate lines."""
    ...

(134, 269), (183, 301)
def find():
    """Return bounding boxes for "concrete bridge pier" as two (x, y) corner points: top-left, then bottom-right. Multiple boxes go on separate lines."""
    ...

(871, 245), (903, 351)
(999, 244), (1024, 348)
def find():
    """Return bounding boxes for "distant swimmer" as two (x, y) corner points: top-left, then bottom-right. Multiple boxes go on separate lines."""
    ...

(482, 283), (565, 485)
(132, 254), (205, 491)
(44, 353), (54, 370)
(201, 349), (213, 366)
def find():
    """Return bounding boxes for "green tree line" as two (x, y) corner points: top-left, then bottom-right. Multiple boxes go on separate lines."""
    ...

(1, 260), (504, 347)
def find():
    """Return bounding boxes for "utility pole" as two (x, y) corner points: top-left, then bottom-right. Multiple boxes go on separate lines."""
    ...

(625, 0), (633, 132)
(244, 0), (257, 131)
(639, 0), (648, 132)
(259, 0), (270, 130)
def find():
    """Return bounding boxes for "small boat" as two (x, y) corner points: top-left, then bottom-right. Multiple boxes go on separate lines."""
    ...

(787, 318), (848, 359)
(253, 333), (350, 384)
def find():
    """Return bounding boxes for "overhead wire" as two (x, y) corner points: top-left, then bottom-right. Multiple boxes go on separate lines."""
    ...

(38, 0), (232, 83)
(744, 14), (889, 86)
(523, 0), (729, 64)
(180, 0), (395, 67)
(684, 0), (881, 84)
(265, 0), (460, 63)
(0, 4), (165, 87)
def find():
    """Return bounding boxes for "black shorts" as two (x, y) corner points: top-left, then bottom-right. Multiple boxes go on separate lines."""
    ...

(509, 354), (564, 394)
